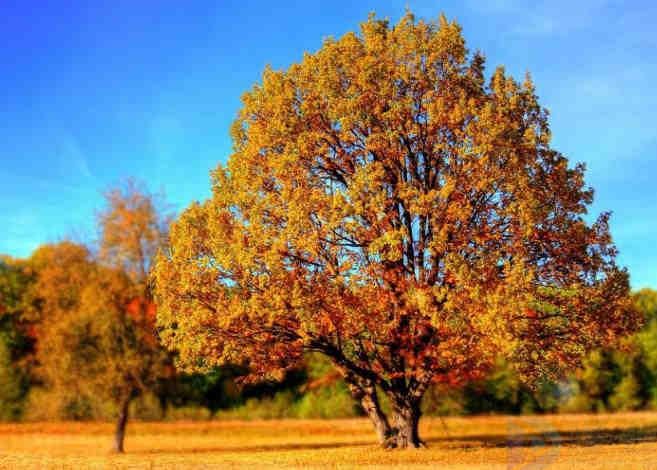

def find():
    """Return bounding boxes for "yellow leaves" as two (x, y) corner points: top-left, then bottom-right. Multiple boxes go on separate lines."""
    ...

(411, 188), (440, 216)
(152, 9), (636, 391)
(403, 286), (437, 320)
(368, 228), (405, 262)
(346, 160), (386, 219)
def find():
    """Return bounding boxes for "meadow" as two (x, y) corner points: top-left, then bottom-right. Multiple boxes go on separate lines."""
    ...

(1, 412), (656, 469)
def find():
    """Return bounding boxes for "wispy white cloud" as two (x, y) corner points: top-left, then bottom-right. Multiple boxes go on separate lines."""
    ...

(0, 168), (84, 196)
(54, 134), (94, 181)
(464, 0), (519, 14)
(465, 0), (612, 36)
(510, 15), (556, 36)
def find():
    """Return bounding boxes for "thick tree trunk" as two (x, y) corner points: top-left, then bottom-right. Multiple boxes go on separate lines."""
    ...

(387, 396), (424, 449)
(113, 396), (131, 453)
(335, 363), (428, 449)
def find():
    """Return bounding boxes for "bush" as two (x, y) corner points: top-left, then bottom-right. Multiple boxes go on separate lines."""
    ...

(216, 391), (298, 420)
(0, 338), (25, 421)
(295, 382), (359, 419)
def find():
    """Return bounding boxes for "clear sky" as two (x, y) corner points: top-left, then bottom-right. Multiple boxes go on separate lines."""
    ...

(1, 1), (655, 289)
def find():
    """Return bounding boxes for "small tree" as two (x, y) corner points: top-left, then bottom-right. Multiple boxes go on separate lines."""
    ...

(32, 181), (171, 452)
(153, 13), (638, 448)
(95, 179), (172, 452)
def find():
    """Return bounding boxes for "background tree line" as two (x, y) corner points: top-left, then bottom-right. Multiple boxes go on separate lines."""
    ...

(0, 183), (656, 427)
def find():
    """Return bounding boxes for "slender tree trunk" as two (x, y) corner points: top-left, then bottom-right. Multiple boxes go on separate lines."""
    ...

(344, 377), (392, 444)
(361, 390), (392, 444)
(158, 393), (168, 420)
(387, 395), (424, 449)
(113, 396), (131, 453)
(359, 385), (392, 444)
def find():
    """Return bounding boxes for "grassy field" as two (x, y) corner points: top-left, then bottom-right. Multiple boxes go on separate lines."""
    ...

(1, 412), (656, 469)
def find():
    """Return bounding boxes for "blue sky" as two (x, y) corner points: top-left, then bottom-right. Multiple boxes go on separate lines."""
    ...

(0, 1), (655, 289)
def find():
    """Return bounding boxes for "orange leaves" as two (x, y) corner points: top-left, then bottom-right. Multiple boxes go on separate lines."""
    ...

(26, 181), (174, 409)
(524, 308), (538, 319)
(126, 297), (157, 329)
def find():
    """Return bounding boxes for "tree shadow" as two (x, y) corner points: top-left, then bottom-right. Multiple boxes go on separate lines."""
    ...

(136, 425), (657, 455)
(426, 425), (657, 448)
(138, 440), (374, 455)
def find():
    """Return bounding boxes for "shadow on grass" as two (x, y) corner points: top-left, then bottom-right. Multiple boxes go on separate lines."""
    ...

(137, 440), (374, 455)
(135, 425), (657, 455)
(426, 425), (657, 448)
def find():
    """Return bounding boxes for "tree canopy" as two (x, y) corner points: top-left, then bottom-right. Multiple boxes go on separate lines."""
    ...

(154, 12), (639, 448)
(98, 178), (170, 287)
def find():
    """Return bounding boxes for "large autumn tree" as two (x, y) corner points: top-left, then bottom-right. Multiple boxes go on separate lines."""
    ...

(153, 13), (638, 448)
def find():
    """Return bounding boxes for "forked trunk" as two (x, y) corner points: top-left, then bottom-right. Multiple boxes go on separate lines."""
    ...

(113, 396), (131, 453)
(341, 369), (426, 449)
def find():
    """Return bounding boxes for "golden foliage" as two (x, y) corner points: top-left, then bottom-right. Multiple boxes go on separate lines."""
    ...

(28, 242), (170, 410)
(153, 12), (639, 445)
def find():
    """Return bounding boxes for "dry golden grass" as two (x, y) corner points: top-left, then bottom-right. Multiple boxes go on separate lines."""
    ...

(1, 412), (656, 469)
